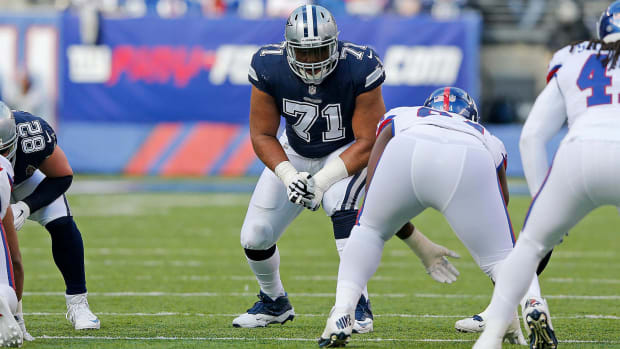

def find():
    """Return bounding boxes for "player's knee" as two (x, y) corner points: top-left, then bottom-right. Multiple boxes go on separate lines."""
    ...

(240, 220), (275, 250)
(331, 209), (358, 240)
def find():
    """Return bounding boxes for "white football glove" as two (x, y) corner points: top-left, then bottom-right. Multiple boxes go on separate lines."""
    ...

(409, 229), (460, 283)
(11, 201), (30, 231)
(303, 176), (324, 211)
(274, 161), (315, 207)
(287, 172), (314, 207)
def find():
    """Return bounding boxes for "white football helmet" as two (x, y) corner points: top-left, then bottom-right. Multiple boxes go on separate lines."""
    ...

(0, 102), (17, 167)
(284, 4), (339, 85)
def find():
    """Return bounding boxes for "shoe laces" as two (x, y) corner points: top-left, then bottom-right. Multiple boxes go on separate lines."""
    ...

(66, 295), (91, 321)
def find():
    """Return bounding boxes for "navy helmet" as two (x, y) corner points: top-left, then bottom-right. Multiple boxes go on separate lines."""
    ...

(424, 87), (479, 122)
(598, 1), (620, 42)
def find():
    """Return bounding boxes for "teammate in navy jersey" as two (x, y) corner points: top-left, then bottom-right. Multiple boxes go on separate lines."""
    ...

(233, 4), (459, 332)
(0, 105), (100, 333)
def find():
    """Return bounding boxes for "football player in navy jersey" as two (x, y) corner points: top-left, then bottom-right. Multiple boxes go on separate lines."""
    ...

(233, 4), (460, 332)
(0, 102), (100, 333)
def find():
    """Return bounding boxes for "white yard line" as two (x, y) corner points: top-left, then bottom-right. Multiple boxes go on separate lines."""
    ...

(23, 312), (620, 320)
(22, 291), (620, 300)
(35, 335), (620, 344)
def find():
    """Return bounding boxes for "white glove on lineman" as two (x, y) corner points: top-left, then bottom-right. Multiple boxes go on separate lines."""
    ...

(274, 161), (314, 207)
(409, 228), (460, 283)
(303, 157), (349, 211)
(11, 201), (30, 231)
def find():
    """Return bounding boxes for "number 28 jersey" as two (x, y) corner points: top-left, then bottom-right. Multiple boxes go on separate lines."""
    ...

(249, 40), (385, 158)
(547, 42), (620, 137)
(12, 111), (56, 185)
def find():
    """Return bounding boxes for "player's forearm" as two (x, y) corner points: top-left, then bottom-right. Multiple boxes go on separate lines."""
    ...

(338, 137), (374, 174)
(22, 175), (73, 213)
(251, 134), (289, 172)
(3, 209), (23, 300)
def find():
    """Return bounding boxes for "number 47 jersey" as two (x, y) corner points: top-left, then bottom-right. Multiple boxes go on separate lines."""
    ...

(547, 42), (620, 139)
(249, 40), (385, 158)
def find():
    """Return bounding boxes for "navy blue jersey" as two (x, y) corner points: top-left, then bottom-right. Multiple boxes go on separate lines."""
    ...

(13, 111), (56, 185)
(249, 40), (385, 158)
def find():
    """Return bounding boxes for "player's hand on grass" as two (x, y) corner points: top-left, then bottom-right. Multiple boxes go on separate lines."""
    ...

(408, 229), (460, 283)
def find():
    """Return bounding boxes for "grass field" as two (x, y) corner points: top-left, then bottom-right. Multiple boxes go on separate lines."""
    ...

(15, 188), (620, 348)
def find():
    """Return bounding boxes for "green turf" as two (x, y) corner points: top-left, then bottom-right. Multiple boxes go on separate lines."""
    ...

(16, 192), (620, 348)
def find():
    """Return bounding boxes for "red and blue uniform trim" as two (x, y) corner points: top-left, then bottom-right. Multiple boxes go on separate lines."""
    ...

(546, 64), (562, 83)
(0, 222), (14, 289)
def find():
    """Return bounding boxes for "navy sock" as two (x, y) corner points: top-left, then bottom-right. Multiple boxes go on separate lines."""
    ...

(45, 217), (86, 295)
(331, 209), (358, 240)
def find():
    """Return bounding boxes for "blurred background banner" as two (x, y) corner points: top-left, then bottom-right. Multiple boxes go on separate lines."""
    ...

(59, 13), (481, 124)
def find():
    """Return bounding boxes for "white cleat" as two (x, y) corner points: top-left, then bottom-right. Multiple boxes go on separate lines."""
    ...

(503, 312), (527, 345)
(455, 314), (485, 333)
(523, 298), (558, 349)
(317, 307), (354, 348)
(14, 314), (33, 342)
(66, 293), (100, 330)
(0, 297), (22, 347)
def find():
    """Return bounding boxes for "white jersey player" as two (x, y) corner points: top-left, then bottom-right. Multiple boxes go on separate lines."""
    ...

(0, 118), (24, 347)
(474, 2), (620, 349)
(318, 87), (542, 347)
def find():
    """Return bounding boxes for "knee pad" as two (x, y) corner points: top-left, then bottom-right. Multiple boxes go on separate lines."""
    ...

(240, 219), (275, 250)
(331, 210), (358, 240)
(0, 285), (17, 314)
(244, 245), (276, 261)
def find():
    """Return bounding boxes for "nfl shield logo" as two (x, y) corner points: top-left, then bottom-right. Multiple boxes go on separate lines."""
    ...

(309, 85), (317, 95)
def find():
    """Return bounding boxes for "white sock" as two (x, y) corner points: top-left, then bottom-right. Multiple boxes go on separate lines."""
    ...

(336, 237), (369, 300)
(247, 247), (285, 300)
(485, 236), (547, 336)
(335, 226), (384, 310)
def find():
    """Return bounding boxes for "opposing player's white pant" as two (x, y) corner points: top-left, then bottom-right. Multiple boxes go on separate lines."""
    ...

(241, 134), (366, 250)
(0, 223), (15, 296)
(357, 126), (514, 276)
(12, 169), (72, 226)
(476, 138), (620, 347)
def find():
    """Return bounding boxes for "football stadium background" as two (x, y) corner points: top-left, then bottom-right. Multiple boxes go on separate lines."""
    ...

(0, 0), (619, 348)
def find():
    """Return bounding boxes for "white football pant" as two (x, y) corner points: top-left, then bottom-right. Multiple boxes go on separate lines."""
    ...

(12, 170), (72, 226)
(240, 134), (366, 250)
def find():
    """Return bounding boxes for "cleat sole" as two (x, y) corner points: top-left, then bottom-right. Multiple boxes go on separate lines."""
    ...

(318, 332), (350, 348)
(527, 310), (558, 349)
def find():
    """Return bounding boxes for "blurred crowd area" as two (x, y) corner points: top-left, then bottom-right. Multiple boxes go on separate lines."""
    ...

(2, 0), (469, 19)
(0, 0), (613, 124)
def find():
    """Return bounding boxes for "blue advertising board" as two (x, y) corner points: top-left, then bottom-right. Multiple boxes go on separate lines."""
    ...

(59, 13), (480, 124)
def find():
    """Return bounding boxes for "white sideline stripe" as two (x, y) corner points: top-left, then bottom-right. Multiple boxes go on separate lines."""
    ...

(24, 312), (620, 320)
(22, 292), (620, 300)
(34, 336), (620, 344)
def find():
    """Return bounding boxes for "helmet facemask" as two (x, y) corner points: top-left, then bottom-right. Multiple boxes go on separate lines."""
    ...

(286, 38), (338, 85)
(0, 137), (17, 168)
(285, 5), (339, 85)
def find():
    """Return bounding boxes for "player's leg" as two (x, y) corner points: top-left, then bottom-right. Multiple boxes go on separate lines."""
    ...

(475, 140), (606, 349)
(12, 170), (98, 330)
(441, 146), (527, 344)
(322, 169), (373, 333)
(320, 136), (426, 346)
(234, 166), (304, 328)
(0, 222), (22, 346)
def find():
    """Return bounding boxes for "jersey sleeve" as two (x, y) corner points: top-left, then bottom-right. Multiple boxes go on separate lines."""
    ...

(248, 48), (274, 95)
(351, 46), (385, 96)
(0, 157), (12, 220)
(546, 44), (573, 83)
(39, 118), (57, 160)
(487, 134), (507, 170)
